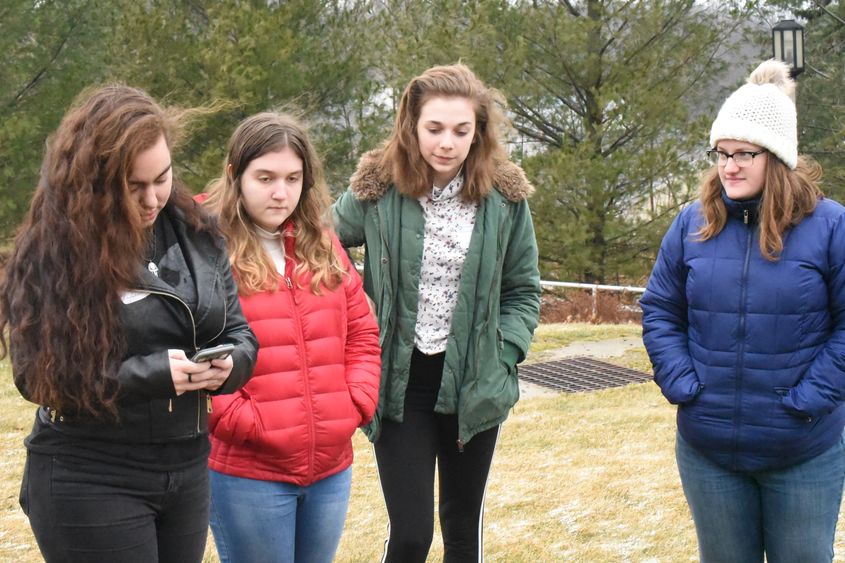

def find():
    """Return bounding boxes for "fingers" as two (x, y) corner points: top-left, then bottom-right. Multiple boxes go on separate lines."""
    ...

(195, 356), (233, 387)
(186, 364), (231, 390)
(173, 375), (207, 395)
(170, 352), (233, 395)
(210, 355), (234, 370)
(168, 349), (189, 361)
(169, 355), (209, 395)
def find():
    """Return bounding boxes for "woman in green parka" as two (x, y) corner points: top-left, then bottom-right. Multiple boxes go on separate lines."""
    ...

(332, 63), (541, 563)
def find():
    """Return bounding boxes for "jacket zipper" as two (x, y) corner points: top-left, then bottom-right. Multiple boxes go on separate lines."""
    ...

(137, 287), (200, 429)
(377, 200), (394, 347)
(372, 199), (394, 442)
(143, 266), (228, 424)
(205, 285), (228, 415)
(732, 208), (752, 469)
(461, 199), (508, 452)
(285, 274), (317, 480)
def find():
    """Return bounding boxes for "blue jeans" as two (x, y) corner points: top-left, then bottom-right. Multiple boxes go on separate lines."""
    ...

(676, 431), (845, 563)
(209, 467), (352, 563)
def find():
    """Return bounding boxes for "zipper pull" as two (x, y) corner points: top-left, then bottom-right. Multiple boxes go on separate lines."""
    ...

(743, 209), (749, 225)
(168, 399), (173, 413)
(207, 395), (213, 414)
(456, 439), (465, 453)
(285, 276), (293, 289)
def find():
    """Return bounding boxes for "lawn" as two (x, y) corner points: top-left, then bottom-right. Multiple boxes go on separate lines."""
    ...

(1, 324), (844, 562)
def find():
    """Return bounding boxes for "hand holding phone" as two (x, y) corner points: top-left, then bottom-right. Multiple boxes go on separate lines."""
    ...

(191, 343), (235, 363)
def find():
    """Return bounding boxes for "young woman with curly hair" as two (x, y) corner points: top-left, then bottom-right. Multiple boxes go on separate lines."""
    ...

(0, 84), (258, 563)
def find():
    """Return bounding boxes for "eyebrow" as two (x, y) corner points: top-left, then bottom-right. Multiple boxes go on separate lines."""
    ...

(129, 163), (172, 184)
(715, 146), (758, 152)
(252, 168), (302, 175)
(423, 120), (473, 127)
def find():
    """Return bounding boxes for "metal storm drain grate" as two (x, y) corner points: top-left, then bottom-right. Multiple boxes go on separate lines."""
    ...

(519, 356), (651, 393)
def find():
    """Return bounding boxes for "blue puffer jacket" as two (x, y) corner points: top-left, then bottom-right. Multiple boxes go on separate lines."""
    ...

(641, 192), (845, 471)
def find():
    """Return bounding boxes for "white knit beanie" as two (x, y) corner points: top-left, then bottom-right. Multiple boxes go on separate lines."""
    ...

(709, 59), (798, 169)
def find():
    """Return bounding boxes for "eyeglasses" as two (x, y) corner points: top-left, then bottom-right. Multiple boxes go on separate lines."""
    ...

(706, 149), (767, 167)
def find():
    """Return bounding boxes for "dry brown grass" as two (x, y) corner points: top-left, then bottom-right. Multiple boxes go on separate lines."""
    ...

(0, 357), (35, 562)
(530, 322), (642, 354)
(2, 329), (845, 562)
(299, 348), (696, 563)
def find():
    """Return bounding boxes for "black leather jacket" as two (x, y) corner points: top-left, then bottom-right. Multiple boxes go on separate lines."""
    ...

(30, 206), (258, 443)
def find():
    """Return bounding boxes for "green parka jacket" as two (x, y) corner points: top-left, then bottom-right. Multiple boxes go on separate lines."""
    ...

(332, 150), (541, 447)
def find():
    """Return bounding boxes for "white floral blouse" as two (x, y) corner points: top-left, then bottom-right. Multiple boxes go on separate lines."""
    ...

(414, 174), (478, 354)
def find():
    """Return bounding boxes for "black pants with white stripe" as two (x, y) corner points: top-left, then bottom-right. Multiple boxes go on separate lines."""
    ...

(374, 348), (500, 563)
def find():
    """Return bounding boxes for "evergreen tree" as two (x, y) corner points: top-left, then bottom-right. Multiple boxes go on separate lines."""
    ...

(0, 0), (117, 235)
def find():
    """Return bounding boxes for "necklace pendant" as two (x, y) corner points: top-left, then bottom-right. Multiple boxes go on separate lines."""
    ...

(147, 261), (159, 277)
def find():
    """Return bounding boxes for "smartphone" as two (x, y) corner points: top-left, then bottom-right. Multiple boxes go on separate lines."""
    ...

(191, 343), (235, 363)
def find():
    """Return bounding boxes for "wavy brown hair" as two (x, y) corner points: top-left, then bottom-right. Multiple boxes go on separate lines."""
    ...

(203, 112), (344, 295)
(0, 84), (210, 419)
(697, 154), (824, 260)
(381, 63), (509, 202)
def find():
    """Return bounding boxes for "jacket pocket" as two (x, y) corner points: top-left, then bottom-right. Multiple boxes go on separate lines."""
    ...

(662, 373), (703, 406)
(344, 387), (364, 429)
(773, 386), (814, 423)
(210, 390), (261, 446)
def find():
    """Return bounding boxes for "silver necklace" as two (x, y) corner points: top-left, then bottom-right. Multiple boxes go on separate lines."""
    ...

(147, 229), (159, 277)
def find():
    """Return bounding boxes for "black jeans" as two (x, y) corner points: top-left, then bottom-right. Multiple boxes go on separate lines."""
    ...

(374, 349), (500, 563)
(19, 452), (210, 563)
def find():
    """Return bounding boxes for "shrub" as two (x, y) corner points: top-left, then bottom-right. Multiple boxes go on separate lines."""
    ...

(540, 288), (642, 324)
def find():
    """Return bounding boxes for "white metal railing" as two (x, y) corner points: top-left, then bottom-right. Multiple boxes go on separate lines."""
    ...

(540, 280), (646, 319)
(354, 259), (645, 319)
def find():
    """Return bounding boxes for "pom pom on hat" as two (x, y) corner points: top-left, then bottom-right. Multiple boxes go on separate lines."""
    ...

(709, 60), (798, 169)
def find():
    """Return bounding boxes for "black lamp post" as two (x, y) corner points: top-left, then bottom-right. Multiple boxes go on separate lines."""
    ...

(772, 19), (805, 78)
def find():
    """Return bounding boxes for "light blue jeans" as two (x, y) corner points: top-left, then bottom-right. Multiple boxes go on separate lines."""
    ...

(676, 431), (845, 563)
(209, 467), (352, 563)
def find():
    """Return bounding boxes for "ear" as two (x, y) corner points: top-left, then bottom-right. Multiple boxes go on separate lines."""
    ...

(226, 163), (234, 180)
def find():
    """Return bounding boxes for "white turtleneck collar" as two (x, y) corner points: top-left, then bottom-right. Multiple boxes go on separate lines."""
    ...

(254, 225), (286, 274)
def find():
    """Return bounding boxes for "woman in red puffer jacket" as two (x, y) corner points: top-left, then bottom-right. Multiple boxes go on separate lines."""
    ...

(200, 112), (380, 563)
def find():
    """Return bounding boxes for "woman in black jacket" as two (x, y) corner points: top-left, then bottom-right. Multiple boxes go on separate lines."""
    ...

(0, 85), (258, 563)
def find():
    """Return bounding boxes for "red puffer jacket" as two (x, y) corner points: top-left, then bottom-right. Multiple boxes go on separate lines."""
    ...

(207, 226), (380, 485)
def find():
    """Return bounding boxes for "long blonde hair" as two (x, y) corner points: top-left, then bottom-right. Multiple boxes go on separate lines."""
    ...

(697, 155), (824, 260)
(381, 63), (509, 202)
(204, 112), (344, 294)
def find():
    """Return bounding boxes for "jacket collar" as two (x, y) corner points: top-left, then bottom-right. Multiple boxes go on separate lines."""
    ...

(721, 189), (761, 225)
(348, 149), (535, 202)
(280, 219), (296, 268)
(135, 206), (223, 305)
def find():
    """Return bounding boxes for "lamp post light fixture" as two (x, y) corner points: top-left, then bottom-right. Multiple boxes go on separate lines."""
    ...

(772, 19), (805, 78)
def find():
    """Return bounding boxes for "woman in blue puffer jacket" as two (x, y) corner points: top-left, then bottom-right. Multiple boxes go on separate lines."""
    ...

(642, 59), (845, 563)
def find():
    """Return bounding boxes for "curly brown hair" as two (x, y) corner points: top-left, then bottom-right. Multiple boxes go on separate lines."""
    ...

(380, 63), (509, 202)
(0, 84), (210, 419)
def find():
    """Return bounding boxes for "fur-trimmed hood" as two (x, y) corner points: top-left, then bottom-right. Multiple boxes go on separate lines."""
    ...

(348, 149), (535, 202)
